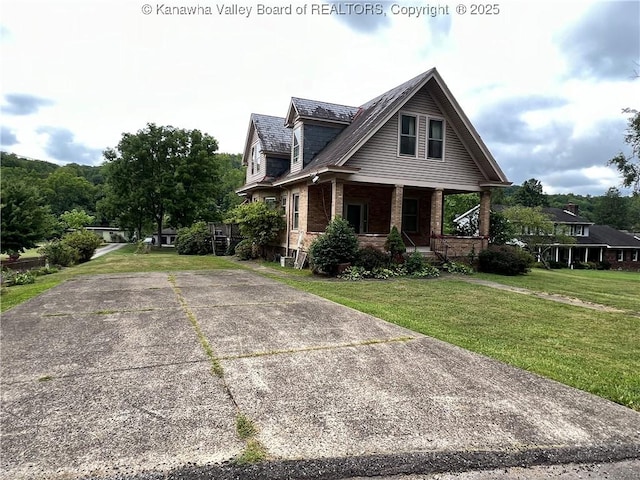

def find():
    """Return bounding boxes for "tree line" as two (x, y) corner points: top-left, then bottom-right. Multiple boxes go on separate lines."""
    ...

(1, 124), (245, 255)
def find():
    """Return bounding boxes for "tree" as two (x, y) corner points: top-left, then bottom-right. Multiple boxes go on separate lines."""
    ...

(502, 205), (574, 268)
(224, 201), (285, 250)
(608, 108), (640, 193)
(44, 169), (97, 216)
(593, 187), (629, 230)
(59, 208), (95, 230)
(103, 123), (220, 244)
(1, 179), (56, 255)
(513, 178), (547, 207)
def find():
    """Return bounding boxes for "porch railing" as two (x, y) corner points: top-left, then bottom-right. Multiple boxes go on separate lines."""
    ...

(431, 234), (450, 262)
(402, 231), (417, 252)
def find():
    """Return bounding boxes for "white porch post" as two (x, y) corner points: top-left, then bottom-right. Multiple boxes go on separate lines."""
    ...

(568, 247), (573, 267)
(599, 248), (603, 262)
(584, 247), (589, 263)
(555, 247), (559, 262)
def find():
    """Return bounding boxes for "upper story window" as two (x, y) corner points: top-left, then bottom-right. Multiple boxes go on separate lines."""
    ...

(399, 114), (417, 156)
(292, 127), (302, 163)
(570, 224), (586, 236)
(251, 143), (260, 174)
(428, 119), (444, 159)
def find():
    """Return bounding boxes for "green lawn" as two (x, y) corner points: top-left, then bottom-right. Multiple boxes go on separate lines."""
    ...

(474, 268), (640, 312)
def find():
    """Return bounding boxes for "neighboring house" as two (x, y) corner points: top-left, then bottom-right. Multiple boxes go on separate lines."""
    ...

(237, 68), (511, 258)
(454, 203), (640, 270)
(85, 226), (130, 243)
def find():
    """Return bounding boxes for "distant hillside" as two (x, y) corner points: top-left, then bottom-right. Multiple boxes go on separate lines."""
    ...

(0, 151), (60, 177)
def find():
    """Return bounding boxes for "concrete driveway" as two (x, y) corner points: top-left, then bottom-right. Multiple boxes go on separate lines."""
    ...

(1, 270), (639, 479)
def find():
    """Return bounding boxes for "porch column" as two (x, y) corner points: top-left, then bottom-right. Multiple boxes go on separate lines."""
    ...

(599, 248), (603, 262)
(331, 179), (344, 220)
(390, 184), (404, 231)
(479, 190), (491, 237)
(568, 247), (573, 267)
(584, 247), (589, 263)
(430, 188), (444, 235)
(555, 247), (559, 262)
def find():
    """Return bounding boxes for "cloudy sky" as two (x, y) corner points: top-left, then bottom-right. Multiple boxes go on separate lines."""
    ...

(1, 0), (639, 195)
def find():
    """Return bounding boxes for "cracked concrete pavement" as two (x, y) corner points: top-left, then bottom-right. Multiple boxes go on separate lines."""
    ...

(1, 270), (639, 479)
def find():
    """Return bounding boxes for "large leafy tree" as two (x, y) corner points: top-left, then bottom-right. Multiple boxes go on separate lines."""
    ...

(593, 187), (630, 230)
(502, 205), (574, 268)
(1, 179), (57, 255)
(513, 178), (547, 207)
(103, 123), (220, 242)
(608, 108), (640, 193)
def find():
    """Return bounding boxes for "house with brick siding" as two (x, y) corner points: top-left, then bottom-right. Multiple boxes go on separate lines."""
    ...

(454, 203), (640, 270)
(237, 68), (511, 257)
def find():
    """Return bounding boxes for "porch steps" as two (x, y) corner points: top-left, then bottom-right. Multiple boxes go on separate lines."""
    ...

(410, 246), (435, 258)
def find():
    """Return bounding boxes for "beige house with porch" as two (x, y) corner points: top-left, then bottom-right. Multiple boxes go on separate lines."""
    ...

(237, 68), (510, 258)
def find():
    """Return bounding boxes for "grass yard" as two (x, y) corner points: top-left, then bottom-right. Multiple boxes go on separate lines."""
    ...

(475, 268), (640, 313)
(270, 272), (640, 411)
(0, 245), (240, 312)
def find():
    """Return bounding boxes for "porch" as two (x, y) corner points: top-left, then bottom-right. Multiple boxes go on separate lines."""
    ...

(291, 179), (491, 259)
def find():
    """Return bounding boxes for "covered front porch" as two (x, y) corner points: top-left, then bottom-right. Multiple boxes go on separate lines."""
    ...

(293, 179), (491, 258)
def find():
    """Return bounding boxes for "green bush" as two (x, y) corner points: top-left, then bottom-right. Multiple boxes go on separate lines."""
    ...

(2, 270), (36, 286)
(411, 265), (440, 278)
(404, 251), (426, 274)
(384, 226), (406, 260)
(355, 246), (388, 271)
(61, 229), (102, 263)
(39, 240), (79, 267)
(234, 239), (258, 260)
(478, 245), (534, 275)
(309, 217), (359, 275)
(442, 261), (473, 274)
(176, 221), (213, 255)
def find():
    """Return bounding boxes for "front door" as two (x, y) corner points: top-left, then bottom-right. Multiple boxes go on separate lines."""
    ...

(346, 204), (362, 233)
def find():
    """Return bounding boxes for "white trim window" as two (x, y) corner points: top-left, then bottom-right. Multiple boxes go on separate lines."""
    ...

(570, 225), (585, 236)
(251, 143), (260, 174)
(398, 113), (418, 156)
(633, 250), (638, 262)
(292, 127), (302, 164)
(292, 193), (300, 230)
(427, 118), (444, 159)
(617, 250), (624, 262)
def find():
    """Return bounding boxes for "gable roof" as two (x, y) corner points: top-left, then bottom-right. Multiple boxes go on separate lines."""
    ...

(250, 113), (290, 156)
(543, 207), (593, 224)
(281, 68), (508, 185)
(285, 98), (359, 127)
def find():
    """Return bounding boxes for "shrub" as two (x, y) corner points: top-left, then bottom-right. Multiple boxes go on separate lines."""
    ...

(234, 239), (258, 260)
(384, 226), (406, 260)
(411, 265), (440, 278)
(478, 245), (533, 275)
(442, 261), (473, 274)
(61, 229), (102, 263)
(2, 270), (36, 286)
(355, 246), (388, 270)
(404, 251), (426, 274)
(225, 202), (285, 250)
(176, 221), (213, 255)
(39, 240), (79, 267)
(309, 217), (359, 275)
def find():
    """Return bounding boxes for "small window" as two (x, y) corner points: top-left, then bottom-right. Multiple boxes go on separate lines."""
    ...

(570, 225), (585, 236)
(292, 127), (302, 163)
(402, 198), (418, 233)
(399, 114), (417, 156)
(265, 197), (276, 208)
(428, 119), (444, 159)
(633, 250), (638, 262)
(281, 196), (287, 208)
(292, 194), (300, 229)
(617, 250), (624, 262)
(251, 144), (260, 173)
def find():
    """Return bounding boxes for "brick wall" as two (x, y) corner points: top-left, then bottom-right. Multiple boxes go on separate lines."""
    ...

(432, 236), (487, 259)
(307, 183), (332, 232)
(343, 184), (392, 233)
(603, 250), (640, 271)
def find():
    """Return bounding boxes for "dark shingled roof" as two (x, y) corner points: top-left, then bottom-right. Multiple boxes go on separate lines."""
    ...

(290, 98), (359, 124)
(252, 113), (290, 155)
(297, 69), (435, 176)
(579, 225), (640, 247)
(543, 207), (592, 224)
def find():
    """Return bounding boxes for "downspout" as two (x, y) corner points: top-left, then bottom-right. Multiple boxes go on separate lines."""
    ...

(285, 189), (291, 256)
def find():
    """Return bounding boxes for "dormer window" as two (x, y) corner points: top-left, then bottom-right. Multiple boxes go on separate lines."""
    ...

(251, 143), (260, 174)
(292, 127), (302, 163)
